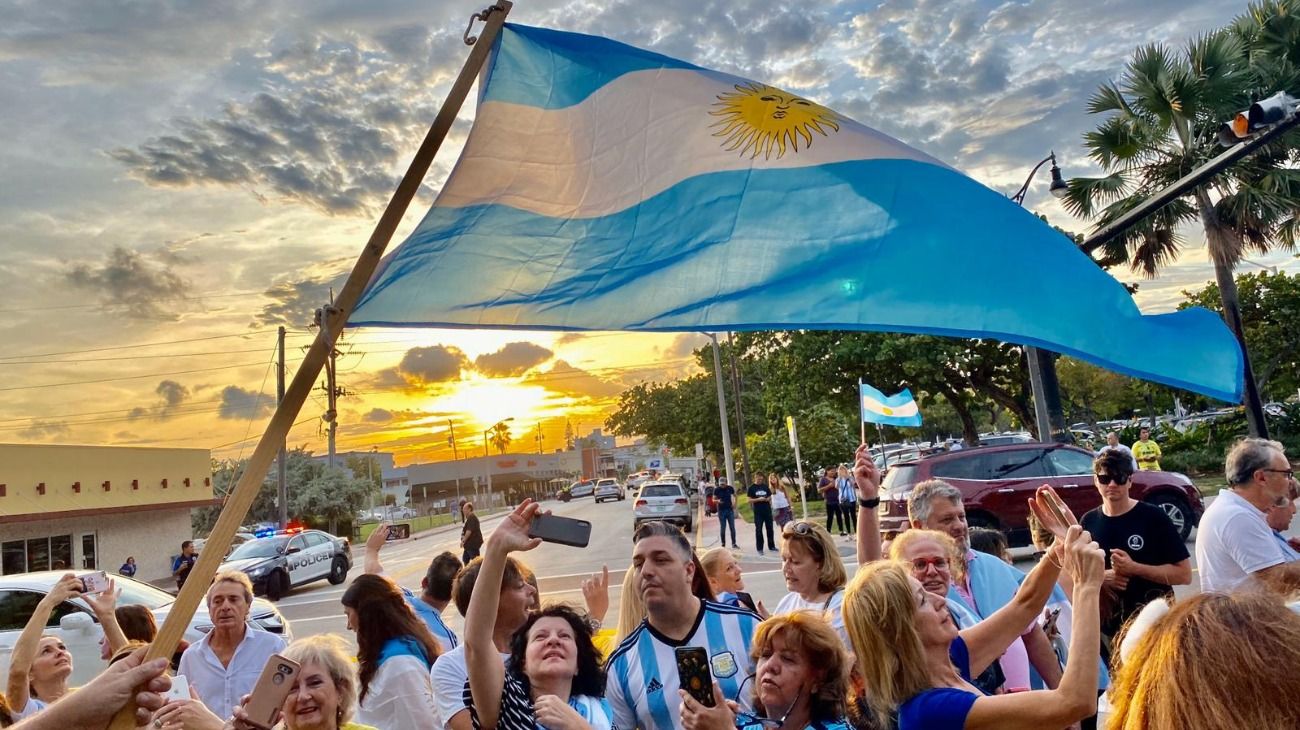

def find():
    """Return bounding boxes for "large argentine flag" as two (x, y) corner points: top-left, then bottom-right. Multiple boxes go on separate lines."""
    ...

(351, 24), (1244, 402)
(861, 384), (923, 428)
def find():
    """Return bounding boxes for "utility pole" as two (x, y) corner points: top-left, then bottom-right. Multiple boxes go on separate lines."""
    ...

(319, 289), (341, 468)
(276, 327), (288, 529)
(726, 332), (753, 487)
(447, 419), (462, 520)
(708, 334), (736, 486)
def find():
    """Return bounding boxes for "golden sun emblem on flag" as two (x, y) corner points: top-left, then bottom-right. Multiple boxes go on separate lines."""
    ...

(709, 81), (840, 160)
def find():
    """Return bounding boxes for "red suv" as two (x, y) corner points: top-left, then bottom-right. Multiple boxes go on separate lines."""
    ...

(878, 443), (1204, 544)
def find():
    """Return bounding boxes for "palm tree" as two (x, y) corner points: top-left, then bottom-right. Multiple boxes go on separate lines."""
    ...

(1064, 27), (1300, 436)
(489, 421), (513, 454)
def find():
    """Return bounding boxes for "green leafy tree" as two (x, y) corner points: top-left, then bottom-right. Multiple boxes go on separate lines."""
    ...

(747, 401), (858, 478)
(1181, 270), (1300, 400)
(344, 453), (383, 490)
(293, 467), (372, 535)
(489, 422), (513, 454)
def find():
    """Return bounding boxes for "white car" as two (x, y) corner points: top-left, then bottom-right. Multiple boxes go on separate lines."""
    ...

(633, 481), (694, 533)
(594, 478), (625, 502)
(0, 571), (291, 685)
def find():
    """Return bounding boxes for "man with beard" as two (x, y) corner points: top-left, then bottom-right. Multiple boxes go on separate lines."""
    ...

(178, 572), (286, 716)
(606, 521), (760, 730)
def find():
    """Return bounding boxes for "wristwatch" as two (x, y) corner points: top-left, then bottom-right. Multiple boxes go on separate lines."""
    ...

(860, 497), (881, 509)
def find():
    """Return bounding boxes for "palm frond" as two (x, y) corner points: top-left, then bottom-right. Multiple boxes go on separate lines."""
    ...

(1087, 82), (1133, 116)
(1059, 173), (1129, 218)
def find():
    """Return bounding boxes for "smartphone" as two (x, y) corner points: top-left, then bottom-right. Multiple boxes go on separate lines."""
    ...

(528, 514), (591, 548)
(164, 674), (190, 703)
(675, 647), (715, 707)
(734, 591), (758, 613)
(243, 654), (300, 729)
(386, 523), (411, 541)
(80, 571), (110, 594)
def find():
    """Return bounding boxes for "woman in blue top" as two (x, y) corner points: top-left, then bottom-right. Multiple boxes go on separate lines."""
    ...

(843, 487), (1106, 730)
(679, 610), (852, 730)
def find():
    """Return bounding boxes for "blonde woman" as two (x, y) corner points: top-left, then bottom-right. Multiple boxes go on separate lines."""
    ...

(774, 521), (849, 647)
(842, 489), (1103, 730)
(613, 566), (647, 644)
(769, 474), (794, 528)
(699, 547), (766, 616)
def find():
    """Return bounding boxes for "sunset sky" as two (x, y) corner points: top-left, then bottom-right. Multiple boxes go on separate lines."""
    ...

(0, 0), (1287, 467)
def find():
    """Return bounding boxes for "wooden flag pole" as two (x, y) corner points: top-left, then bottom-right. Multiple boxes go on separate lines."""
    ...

(108, 4), (512, 727)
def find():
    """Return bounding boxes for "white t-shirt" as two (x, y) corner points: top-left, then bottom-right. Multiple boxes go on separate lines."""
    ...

(13, 698), (47, 720)
(430, 643), (510, 728)
(355, 654), (439, 730)
(773, 589), (847, 647)
(772, 489), (791, 510)
(1196, 488), (1286, 593)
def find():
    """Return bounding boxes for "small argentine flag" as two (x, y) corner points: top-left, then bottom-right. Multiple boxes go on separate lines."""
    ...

(860, 383), (922, 428)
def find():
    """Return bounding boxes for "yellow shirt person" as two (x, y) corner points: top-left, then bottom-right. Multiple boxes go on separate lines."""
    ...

(1133, 431), (1162, 471)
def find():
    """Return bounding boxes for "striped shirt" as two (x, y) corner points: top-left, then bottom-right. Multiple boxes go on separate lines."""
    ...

(489, 668), (615, 730)
(606, 600), (761, 730)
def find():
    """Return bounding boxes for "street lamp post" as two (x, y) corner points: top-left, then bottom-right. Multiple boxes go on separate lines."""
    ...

(1012, 152), (1070, 443)
(447, 419), (462, 519)
(483, 417), (514, 508)
(707, 334), (737, 487)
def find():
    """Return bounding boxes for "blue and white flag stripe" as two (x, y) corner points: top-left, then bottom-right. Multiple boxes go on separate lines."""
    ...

(861, 384), (923, 428)
(351, 23), (1244, 404)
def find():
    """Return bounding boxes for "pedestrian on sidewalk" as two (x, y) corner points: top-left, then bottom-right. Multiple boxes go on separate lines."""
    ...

(770, 473), (794, 528)
(820, 468), (844, 535)
(460, 501), (483, 564)
(749, 471), (776, 556)
(715, 478), (738, 549)
(837, 465), (857, 536)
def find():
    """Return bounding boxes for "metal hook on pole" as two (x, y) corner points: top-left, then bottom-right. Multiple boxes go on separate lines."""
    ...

(465, 3), (509, 45)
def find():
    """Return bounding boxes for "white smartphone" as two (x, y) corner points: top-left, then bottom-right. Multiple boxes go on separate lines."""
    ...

(164, 674), (190, 703)
(80, 571), (110, 594)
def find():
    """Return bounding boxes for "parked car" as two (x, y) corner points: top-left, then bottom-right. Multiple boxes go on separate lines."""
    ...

(0, 571), (290, 685)
(219, 529), (352, 601)
(594, 478), (625, 502)
(977, 432), (1035, 447)
(558, 480), (596, 502)
(633, 481), (694, 533)
(878, 443), (1204, 544)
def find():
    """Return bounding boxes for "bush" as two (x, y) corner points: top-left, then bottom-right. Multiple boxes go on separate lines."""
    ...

(1160, 448), (1224, 476)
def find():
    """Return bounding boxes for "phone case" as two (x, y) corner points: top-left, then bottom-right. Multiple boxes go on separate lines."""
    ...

(81, 572), (110, 594)
(528, 515), (592, 547)
(243, 654), (300, 728)
(675, 647), (715, 707)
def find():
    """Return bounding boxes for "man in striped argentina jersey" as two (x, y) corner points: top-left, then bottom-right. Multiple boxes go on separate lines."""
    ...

(607, 521), (761, 729)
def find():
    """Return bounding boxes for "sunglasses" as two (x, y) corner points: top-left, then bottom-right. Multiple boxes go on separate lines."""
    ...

(784, 521), (816, 536)
(910, 557), (949, 572)
(1095, 473), (1128, 486)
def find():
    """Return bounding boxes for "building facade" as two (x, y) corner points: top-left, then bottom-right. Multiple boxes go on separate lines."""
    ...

(0, 443), (214, 584)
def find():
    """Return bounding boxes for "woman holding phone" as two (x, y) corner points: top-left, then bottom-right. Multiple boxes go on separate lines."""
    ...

(466, 500), (613, 729)
(5, 574), (81, 721)
(340, 575), (442, 730)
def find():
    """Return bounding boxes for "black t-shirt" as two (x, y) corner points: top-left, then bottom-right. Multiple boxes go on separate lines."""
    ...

(1080, 501), (1189, 632)
(747, 483), (772, 513)
(462, 514), (483, 552)
(715, 484), (736, 510)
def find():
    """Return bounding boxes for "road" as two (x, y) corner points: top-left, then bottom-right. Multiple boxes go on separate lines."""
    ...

(277, 493), (1298, 644)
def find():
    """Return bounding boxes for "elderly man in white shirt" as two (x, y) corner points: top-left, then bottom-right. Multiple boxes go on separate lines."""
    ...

(177, 571), (286, 716)
(1197, 438), (1300, 595)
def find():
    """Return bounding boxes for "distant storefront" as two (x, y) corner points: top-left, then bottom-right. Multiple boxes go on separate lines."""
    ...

(0, 443), (215, 583)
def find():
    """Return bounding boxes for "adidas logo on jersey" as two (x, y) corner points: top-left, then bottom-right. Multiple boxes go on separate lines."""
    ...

(646, 678), (663, 694)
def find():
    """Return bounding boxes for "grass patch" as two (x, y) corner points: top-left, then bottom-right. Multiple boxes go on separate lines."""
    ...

(1189, 474), (1223, 497)
(734, 496), (829, 524)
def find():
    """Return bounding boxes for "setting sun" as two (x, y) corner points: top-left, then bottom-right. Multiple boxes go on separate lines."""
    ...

(435, 377), (552, 436)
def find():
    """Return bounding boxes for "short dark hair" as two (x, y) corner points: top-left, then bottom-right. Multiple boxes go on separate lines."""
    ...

(968, 527), (1008, 560)
(425, 552), (462, 602)
(453, 555), (533, 617)
(1095, 449), (1135, 483)
(181, 540), (193, 550)
(508, 604), (606, 697)
(115, 605), (157, 643)
(633, 521), (692, 560)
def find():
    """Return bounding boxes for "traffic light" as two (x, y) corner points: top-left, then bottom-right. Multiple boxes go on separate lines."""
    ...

(1219, 91), (1297, 146)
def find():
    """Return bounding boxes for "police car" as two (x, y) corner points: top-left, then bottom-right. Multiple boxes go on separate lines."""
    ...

(218, 529), (352, 600)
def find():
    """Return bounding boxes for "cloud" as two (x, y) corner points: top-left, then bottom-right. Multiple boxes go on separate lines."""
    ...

(372, 345), (468, 391)
(524, 360), (623, 399)
(664, 333), (710, 359)
(218, 385), (273, 419)
(555, 333), (587, 346)
(253, 271), (346, 328)
(363, 408), (394, 423)
(126, 379), (191, 421)
(108, 30), (452, 215)
(474, 341), (554, 377)
(18, 419), (70, 439)
(64, 246), (191, 319)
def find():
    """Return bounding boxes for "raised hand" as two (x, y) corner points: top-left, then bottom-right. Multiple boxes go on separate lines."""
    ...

(582, 564), (611, 625)
(83, 578), (119, 617)
(1027, 485), (1078, 543)
(853, 442), (881, 499)
(365, 522), (391, 553)
(486, 499), (544, 554)
(1060, 525), (1105, 588)
(45, 573), (83, 605)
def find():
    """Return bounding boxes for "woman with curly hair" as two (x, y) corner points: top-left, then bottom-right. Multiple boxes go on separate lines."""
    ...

(340, 574), (442, 730)
(466, 500), (613, 730)
(679, 610), (852, 730)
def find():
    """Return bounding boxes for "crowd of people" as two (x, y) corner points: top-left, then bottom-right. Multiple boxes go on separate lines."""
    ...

(3, 438), (1299, 729)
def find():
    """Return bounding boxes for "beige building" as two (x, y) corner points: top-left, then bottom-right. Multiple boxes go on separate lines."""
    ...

(0, 443), (215, 584)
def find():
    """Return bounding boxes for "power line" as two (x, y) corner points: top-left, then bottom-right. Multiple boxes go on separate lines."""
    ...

(0, 361), (270, 393)
(0, 330), (281, 362)
(0, 289), (271, 314)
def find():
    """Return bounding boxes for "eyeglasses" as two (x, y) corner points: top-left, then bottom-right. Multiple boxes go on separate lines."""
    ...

(1095, 473), (1128, 486)
(731, 674), (799, 728)
(1260, 468), (1296, 480)
(910, 557), (948, 572)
